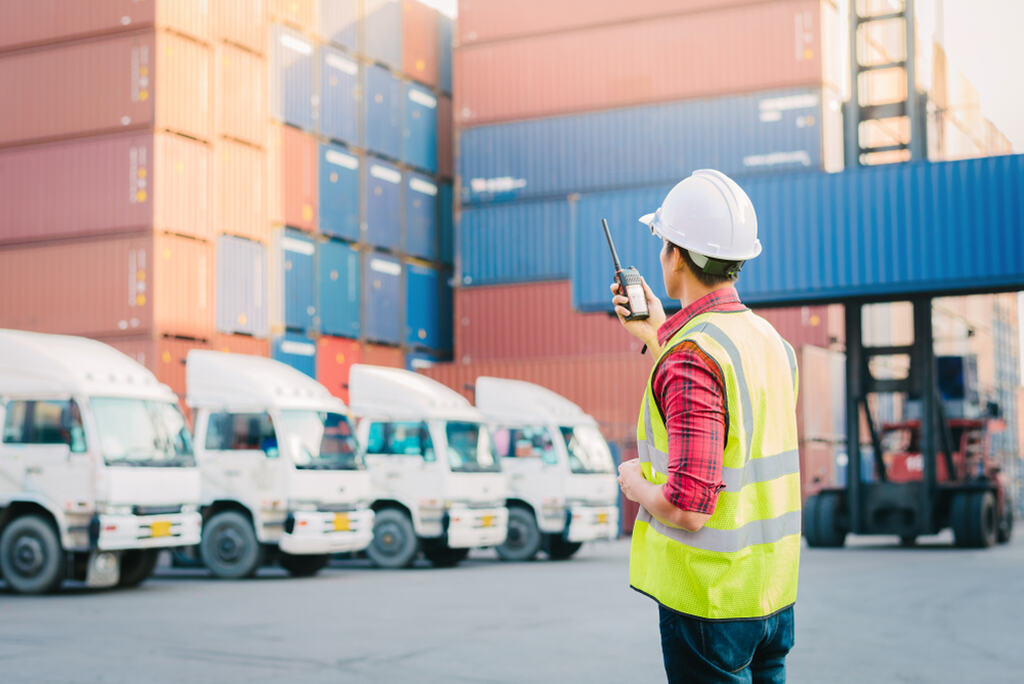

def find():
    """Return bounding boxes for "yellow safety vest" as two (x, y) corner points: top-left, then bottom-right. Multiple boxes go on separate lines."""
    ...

(630, 309), (801, 620)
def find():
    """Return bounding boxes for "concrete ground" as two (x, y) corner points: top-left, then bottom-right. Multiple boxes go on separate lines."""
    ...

(2, 532), (1023, 683)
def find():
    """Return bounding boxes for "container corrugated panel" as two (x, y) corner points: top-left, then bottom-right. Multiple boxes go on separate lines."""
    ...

(215, 0), (267, 54)
(364, 64), (402, 160)
(439, 272), (453, 351)
(439, 182), (454, 264)
(799, 440), (836, 500)
(318, 46), (360, 146)
(402, 82), (438, 173)
(317, 336), (361, 402)
(215, 139), (267, 244)
(455, 0), (838, 126)
(405, 173), (438, 260)
(0, 0), (158, 52)
(364, 156), (402, 250)
(215, 42), (266, 147)
(156, 0), (212, 44)
(406, 263), (441, 349)
(209, 333), (271, 357)
(268, 123), (317, 231)
(103, 335), (211, 402)
(318, 0), (359, 52)
(269, 24), (314, 130)
(318, 143), (361, 241)
(0, 31), (212, 147)
(215, 235), (269, 337)
(364, 0), (402, 70)
(402, 0), (438, 87)
(797, 345), (844, 442)
(272, 331), (317, 378)
(0, 232), (213, 339)
(363, 253), (403, 344)
(361, 343), (404, 368)
(268, 0), (314, 33)
(0, 131), (210, 245)
(459, 199), (571, 285)
(272, 229), (317, 331)
(318, 239), (361, 338)
(754, 305), (837, 350)
(437, 12), (452, 94)
(437, 94), (453, 179)
(459, 87), (842, 204)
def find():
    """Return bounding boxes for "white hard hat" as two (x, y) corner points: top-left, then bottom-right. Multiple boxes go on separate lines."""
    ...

(638, 169), (762, 264)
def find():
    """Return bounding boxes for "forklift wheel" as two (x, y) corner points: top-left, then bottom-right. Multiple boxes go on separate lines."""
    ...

(996, 500), (1014, 545)
(803, 493), (847, 548)
(953, 491), (997, 548)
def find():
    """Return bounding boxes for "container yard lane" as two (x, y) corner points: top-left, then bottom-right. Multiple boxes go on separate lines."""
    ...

(2, 535), (1023, 683)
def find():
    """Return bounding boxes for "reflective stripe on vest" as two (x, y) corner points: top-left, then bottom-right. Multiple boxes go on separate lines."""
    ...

(630, 309), (801, 619)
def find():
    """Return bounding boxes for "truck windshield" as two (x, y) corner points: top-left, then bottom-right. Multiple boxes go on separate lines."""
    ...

(445, 422), (501, 473)
(560, 425), (615, 474)
(278, 410), (364, 470)
(90, 398), (194, 467)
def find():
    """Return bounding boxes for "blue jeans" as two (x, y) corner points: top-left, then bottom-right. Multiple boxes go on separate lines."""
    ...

(658, 605), (795, 684)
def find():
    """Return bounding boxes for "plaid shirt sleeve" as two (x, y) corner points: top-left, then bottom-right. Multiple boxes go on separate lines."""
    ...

(652, 341), (727, 514)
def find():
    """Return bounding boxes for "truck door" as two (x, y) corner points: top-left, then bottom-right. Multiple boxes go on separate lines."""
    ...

(365, 420), (443, 510)
(493, 425), (561, 504)
(199, 411), (287, 520)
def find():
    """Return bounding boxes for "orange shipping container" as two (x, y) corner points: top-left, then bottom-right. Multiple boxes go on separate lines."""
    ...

(360, 343), (404, 369)
(215, 0), (268, 54)
(0, 232), (214, 339)
(215, 42), (266, 146)
(268, 0), (315, 34)
(102, 335), (211, 401)
(317, 336), (361, 402)
(210, 333), (271, 356)
(402, 0), (439, 87)
(215, 139), (268, 243)
(267, 123), (317, 231)
(0, 31), (212, 147)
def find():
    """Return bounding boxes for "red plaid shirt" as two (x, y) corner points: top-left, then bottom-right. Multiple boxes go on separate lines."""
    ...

(653, 287), (746, 514)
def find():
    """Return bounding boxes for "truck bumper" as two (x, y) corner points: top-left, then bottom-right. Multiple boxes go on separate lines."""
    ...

(566, 505), (619, 543)
(445, 506), (508, 548)
(278, 509), (375, 555)
(94, 512), (202, 551)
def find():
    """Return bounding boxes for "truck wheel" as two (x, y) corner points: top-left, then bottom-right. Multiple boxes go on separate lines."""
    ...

(366, 509), (419, 569)
(496, 507), (542, 562)
(200, 511), (262, 579)
(966, 491), (998, 548)
(422, 542), (469, 568)
(0, 515), (66, 594)
(997, 501), (1014, 544)
(118, 549), (159, 587)
(279, 553), (329, 577)
(545, 535), (582, 560)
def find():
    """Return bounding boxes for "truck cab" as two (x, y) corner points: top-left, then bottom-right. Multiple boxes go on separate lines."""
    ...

(186, 351), (374, 578)
(0, 329), (201, 594)
(349, 364), (508, 568)
(475, 377), (619, 561)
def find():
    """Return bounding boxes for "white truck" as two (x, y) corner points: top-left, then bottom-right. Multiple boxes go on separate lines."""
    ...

(184, 351), (374, 578)
(475, 377), (620, 561)
(0, 329), (201, 594)
(349, 364), (508, 568)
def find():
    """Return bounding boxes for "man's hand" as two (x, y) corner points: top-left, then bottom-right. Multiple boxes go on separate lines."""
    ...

(618, 459), (646, 503)
(610, 277), (666, 353)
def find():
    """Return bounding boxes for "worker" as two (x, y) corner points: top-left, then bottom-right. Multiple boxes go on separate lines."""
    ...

(611, 170), (801, 683)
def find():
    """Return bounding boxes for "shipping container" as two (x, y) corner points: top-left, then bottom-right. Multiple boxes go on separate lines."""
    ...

(215, 42), (266, 147)
(364, 0), (402, 70)
(271, 228), (317, 331)
(318, 238), (361, 339)
(403, 82), (438, 173)
(363, 253), (403, 344)
(406, 263), (441, 349)
(364, 156), (402, 250)
(209, 333), (271, 357)
(0, 131), (211, 245)
(405, 173), (438, 260)
(0, 31), (212, 147)
(318, 45), (360, 146)
(402, 0), (439, 87)
(318, 0), (359, 52)
(405, 350), (442, 372)
(317, 335), (361, 402)
(103, 334), (210, 403)
(459, 198), (571, 285)
(0, 232), (213, 339)
(269, 23), (314, 130)
(437, 94), (453, 179)
(364, 64), (402, 160)
(318, 143), (361, 241)
(455, 0), (843, 126)
(272, 331), (317, 378)
(439, 272), (453, 351)
(268, 123), (317, 231)
(215, 235), (269, 337)
(438, 12), (452, 94)
(268, 0), (314, 34)
(215, 139), (267, 244)
(439, 182), (454, 264)
(458, 87), (843, 204)
(215, 0), (267, 54)
(361, 342), (405, 368)
(799, 440), (836, 501)
(754, 305), (840, 350)
(797, 345), (846, 442)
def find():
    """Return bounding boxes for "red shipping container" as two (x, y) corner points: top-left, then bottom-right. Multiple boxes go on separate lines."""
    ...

(214, 139), (268, 243)
(0, 131), (212, 245)
(437, 94), (453, 179)
(753, 304), (838, 350)
(267, 123), (317, 231)
(455, 0), (838, 126)
(268, 0), (315, 33)
(215, 42), (266, 147)
(102, 334), (211, 401)
(317, 336), (361, 402)
(799, 440), (836, 501)
(402, 0), (439, 87)
(360, 343), (404, 369)
(215, 0), (268, 54)
(210, 333), (271, 357)
(0, 232), (214, 339)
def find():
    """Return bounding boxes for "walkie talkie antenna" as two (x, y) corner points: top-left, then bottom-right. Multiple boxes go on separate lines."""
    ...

(602, 219), (623, 272)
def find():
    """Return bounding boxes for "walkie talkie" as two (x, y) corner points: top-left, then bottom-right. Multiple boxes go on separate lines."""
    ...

(602, 218), (649, 321)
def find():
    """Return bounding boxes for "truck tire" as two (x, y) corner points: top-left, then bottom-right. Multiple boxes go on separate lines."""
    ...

(0, 515), (66, 594)
(545, 535), (582, 560)
(200, 511), (262, 579)
(422, 542), (469, 568)
(966, 491), (998, 548)
(279, 553), (329, 577)
(366, 509), (419, 569)
(118, 549), (159, 587)
(496, 507), (542, 562)
(997, 501), (1014, 544)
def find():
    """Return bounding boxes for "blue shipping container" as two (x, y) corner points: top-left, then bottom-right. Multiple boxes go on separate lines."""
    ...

(439, 182), (454, 264)
(405, 263), (441, 349)
(459, 87), (841, 204)
(319, 143), (360, 242)
(364, 0), (402, 69)
(318, 239), (361, 339)
(215, 235), (268, 337)
(571, 155), (1024, 310)
(405, 173), (438, 260)
(438, 13), (452, 94)
(406, 350), (442, 372)
(439, 270), (453, 351)
(318, 0), (359, 52)
(318, 46), (360, 145)
(364, 156), (402, 250)
(273, 332), (317, 378)
(402, 82), (438, 173)
(459, 199), (571, 285)
(274, 229), (316, 330)
(363, 64), (402, 160)
(364, 253), (403, 344)
(270, 24), (314, 130)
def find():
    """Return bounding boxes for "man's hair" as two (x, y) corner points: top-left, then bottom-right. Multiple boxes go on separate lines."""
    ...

(668, 242), (740, 287)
